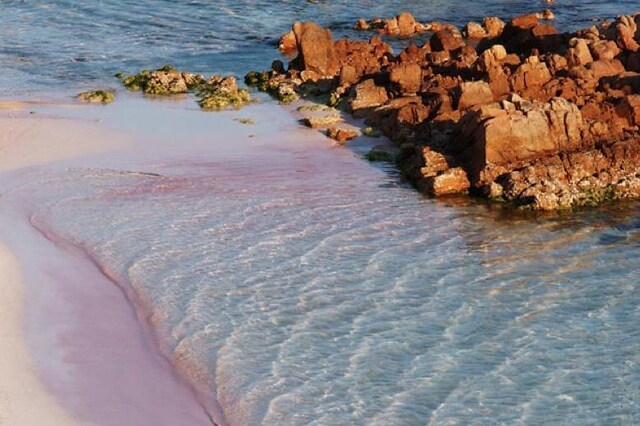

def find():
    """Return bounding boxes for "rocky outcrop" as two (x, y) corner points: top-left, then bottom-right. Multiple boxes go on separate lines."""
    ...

(119, 66), (251, 110)
(355, 12), (425, 37)
(247, 10), (640, 209)
(290, 22), (339, 77)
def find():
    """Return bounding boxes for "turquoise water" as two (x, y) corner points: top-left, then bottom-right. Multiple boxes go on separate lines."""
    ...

(1, 1), (640, 425)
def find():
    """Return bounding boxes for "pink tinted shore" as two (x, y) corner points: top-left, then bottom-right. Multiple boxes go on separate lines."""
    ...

(0, 103), (219, 425)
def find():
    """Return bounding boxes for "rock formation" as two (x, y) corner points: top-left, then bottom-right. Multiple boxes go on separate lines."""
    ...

(248, 10), (640, 210)
(119, 66), (251, 110)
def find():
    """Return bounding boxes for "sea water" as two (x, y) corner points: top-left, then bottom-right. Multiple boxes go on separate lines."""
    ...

(1, 1), (640, 425)
(0, 0), (638, 96)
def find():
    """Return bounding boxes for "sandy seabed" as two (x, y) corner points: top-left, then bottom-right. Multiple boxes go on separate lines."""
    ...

(0, 94), (363, 425)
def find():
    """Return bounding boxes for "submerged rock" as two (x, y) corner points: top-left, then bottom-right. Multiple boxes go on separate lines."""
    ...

(76, 90), (115, 104)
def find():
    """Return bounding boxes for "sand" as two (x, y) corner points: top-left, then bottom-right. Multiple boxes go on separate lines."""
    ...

(0, 243), (75, 426)
(0, 102), (216, 425)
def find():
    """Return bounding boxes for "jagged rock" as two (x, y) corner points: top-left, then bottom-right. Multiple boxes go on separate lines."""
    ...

(278, 30), (297, 54)
(397, 12), (418, 37)
(348, 79), (389, 111)
(420, 147), (453, 177)
(356, 12), (423, 37)
(197, 76), (251, 110)
(454, 81), (494, 110)
(510, 56), (552, 92)
(389, 63), (422, 95)
(497, 138), (640, 209)
(589, 40), (621, 61)
(458, 96), (585, 179)
(121, 66), (204, 95)
(430, 29), (465, 52)
(334, 38), (391, 77)
(327, 127), (361, 143)
(616, 95), (640, 125)
(567, 38), (594, 67)
(290, 22), (339, 77)
(478, 44), (507, 71)
(614, 15), (640, 52)
(483, 17), (505, 38)
(509, 13), (539, 30)
(463, 22), (487, 39)
(421, 167), (471, 195)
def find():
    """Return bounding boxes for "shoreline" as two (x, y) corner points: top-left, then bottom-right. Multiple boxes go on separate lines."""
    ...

(0, 95), (374, 425)
(0, 241), (75, 426)
(0, 102), (224, 425)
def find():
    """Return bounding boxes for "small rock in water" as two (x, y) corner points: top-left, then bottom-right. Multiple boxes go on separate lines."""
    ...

(76, 90), (115, 104)
(326, 126), (360, 143)
(197, 76), (252, 111)
(119, 65), (205, 95)
(118, 66), (251, 111)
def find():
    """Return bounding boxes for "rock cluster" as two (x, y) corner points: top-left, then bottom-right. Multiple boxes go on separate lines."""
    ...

(249, 11), (640, 209)
(118, 66), (251, 110)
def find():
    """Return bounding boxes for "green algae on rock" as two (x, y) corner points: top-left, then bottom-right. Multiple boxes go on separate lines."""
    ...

(76, 90), (115, 104)
(197, 76), (251, 111)
(119, 65), (205, 95)
(245, 69), (299, 103)
(364, 149), (395, 163)
(118, 66), (251, 111)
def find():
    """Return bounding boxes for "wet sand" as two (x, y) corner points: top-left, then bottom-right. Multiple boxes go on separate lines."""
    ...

(0, 101), (217, 425)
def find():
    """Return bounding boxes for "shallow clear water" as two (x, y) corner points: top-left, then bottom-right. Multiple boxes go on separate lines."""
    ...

(0, 0), (639, 96)
(2, 1), (640, 425)
(2, 96), (637, 424)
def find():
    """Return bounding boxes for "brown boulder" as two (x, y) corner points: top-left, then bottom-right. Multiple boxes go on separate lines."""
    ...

(278, 30), (297, 54)
(587, 59), (625, 80)
(616, 16), (640, 52)
(291, 22), (339, 77)
(531, 24), (558, 37)
(389, 63), (423, 95)
(430, 29), (465, 52)
(510, 56), (552, 92)
(483, 17), (505, 38)
(327, 127), (361, 143)
(459, 96), (585, 179)
(422, 168), (471, 195)
(616, 95), (640, 125)
(454, 81), (494, 110)
(567, 38), (594, 67)
(348, 79), (389, 111)
(589, 40), (621, 61)
(397, 12), (418, 37)
(509, 13), (539, 30)
(463, 22), (487, 39)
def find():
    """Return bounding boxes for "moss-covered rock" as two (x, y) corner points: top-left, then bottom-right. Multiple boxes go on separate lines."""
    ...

(364, 149), (395, 162)
(575, 185), (619, 208)
(197, 76), (252, 111)
(245, 70), (301, 103)
(76, 90), (115, 104)
(119, 65), (205, 95)
(363, 126), (382, 138)
(118, 67), (251, 110)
